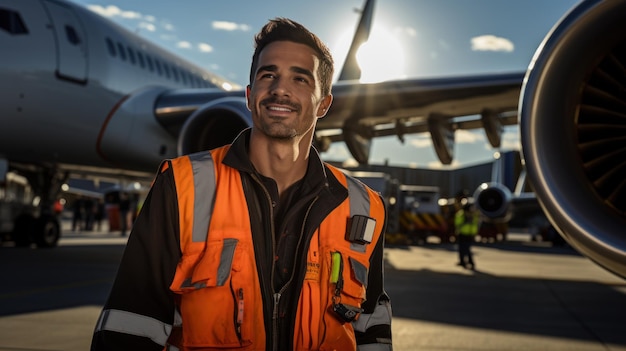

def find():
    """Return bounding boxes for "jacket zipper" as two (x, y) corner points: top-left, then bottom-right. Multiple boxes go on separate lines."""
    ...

(270, 196), (318, 350)
(249, 174), (279, 350)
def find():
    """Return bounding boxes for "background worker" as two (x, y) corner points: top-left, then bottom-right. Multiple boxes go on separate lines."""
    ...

(455, 202), (480, 269)
(91, 17), (392, 351)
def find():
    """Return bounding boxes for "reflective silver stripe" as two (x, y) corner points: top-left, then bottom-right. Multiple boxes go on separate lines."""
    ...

(218, 238), (238, 285)
(357, 342), (393, 351)
(189, 151), (216, 243)
(345, 175), (370, 217)
(345, 175), (372, 252)
(179, 238), (238, 289)
(352, 300), (392, 333)
(95, 309), (172, 346)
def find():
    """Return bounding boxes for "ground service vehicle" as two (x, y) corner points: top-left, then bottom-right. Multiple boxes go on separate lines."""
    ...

(0, 163), (61, 247)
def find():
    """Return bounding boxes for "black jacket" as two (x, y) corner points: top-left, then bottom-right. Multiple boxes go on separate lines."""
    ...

(91, 129), (391, 350)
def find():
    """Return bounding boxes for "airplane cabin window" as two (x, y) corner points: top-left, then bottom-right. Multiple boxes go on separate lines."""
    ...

(137, 52), (145, 69)
(145, 55), (154, 72)
(64, 25), (80, 45)
(171, 66), (179, 82)
(0, 9), (29, 35)
(117, 42), (126, 60)
(154, 59), (162, 76)
(163, 63), (170, 79)
(105, 38), (116, 57)
(180, 70), (187, 85)
(127, 46), (136, 65)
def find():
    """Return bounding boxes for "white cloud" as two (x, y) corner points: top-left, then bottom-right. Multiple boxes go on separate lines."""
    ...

(501, 128), (521, 150)
(212, 21), (251, 31)
(471, 35), (514, 52)
(456, 130), (485, 144)
(408, 135), (433, 148)
(198, 43), (214, 53)
(87, 5), (142, 20)
(177, 41), (192, 49)
(138, 22), (156, 32)
(428, 159), (461, 169)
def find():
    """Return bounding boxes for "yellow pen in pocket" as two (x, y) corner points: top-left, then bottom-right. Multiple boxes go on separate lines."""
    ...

(330, 252), (342, 284)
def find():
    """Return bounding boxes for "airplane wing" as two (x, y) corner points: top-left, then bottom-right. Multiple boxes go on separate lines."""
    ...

(316, 72), (523, 165)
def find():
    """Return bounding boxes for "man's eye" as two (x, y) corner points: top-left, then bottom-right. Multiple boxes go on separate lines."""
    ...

(260, 73), (275, 79)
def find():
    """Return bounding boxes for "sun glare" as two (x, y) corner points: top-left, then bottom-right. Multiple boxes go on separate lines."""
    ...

(332, 24), (406, 83)
(356, 26), (405, 83)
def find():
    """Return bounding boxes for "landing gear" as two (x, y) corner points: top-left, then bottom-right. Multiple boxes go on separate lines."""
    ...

(11, 213), (60, 248)
(35, 215), (60, 248)
(2, 161), (67, 248)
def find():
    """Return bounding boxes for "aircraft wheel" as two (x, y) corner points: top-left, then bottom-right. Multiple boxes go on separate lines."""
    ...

(35, 216), (60, 248)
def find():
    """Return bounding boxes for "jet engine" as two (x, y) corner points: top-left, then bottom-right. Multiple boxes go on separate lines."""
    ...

(473, 182), (512, 221)
(177, 97), (252, 155)
(519, 0), (626, 278)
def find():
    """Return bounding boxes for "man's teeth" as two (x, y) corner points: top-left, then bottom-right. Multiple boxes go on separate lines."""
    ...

(269, 106), (292, 112)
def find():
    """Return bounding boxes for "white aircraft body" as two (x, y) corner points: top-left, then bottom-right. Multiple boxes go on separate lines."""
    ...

(1, 0), (625, 279)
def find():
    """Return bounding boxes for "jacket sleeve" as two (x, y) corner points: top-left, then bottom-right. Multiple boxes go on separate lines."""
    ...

(354, 196), (393, 350)
(91, 168), (181, 350)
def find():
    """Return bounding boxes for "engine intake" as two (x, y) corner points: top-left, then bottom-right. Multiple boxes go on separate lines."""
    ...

(520, 0), (626, 278)
(473, 182), (512, 221)
(177, 97), (251, 155)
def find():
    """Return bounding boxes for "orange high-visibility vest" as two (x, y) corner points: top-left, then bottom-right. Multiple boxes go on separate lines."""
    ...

(162, 145), (385, 351)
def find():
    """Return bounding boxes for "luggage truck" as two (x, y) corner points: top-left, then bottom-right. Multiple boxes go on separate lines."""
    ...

(397, 185), (449, 244)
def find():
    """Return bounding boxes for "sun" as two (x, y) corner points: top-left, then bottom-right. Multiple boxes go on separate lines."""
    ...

(356, 26), (406, 83)
(331, 24), (406, 83)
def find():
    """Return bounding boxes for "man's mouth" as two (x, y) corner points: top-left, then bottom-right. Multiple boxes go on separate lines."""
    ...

(267, 105), (294, 112)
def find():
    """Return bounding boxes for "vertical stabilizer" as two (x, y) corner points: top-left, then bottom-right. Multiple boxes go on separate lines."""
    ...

(337, 0), (376, 81)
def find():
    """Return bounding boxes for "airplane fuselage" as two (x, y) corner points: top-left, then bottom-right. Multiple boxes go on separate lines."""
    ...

(0, 0), (235, 173)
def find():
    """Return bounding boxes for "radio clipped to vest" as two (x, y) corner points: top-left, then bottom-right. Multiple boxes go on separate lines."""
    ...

(346, 214), (376, 244)
(330, 251), (363, 323)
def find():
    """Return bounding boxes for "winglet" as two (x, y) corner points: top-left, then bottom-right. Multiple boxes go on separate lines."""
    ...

(337, 0), (376, 81)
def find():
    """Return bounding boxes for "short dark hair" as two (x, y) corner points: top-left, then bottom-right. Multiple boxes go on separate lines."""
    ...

(250, 18), (334, 96)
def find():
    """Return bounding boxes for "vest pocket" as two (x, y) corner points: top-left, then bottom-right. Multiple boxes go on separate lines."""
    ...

(174, 238), (255, 348)
(319, 251), (366, 349)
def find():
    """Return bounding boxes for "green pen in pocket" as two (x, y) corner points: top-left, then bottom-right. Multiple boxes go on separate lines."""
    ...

(330, 252), (342, 284)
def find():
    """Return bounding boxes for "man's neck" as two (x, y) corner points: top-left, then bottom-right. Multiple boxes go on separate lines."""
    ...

(249, 132), (311, 195)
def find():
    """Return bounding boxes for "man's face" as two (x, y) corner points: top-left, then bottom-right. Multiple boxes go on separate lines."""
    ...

(246, 41), (332, 141)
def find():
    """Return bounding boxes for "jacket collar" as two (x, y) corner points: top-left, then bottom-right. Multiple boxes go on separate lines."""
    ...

(222, 128), (336, 196)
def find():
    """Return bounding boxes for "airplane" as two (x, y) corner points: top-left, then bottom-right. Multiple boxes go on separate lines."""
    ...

(471, 151), (561, 243)
(0, 0), (625, 280)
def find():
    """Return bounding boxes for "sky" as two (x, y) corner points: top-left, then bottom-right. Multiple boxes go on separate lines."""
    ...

(67, 0), (581, 169)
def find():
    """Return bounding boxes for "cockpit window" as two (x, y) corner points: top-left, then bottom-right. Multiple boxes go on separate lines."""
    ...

(0, 8), (29, 35)
(64, 25), (80, 45)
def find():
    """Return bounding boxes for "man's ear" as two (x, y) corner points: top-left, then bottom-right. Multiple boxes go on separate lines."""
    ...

(245, 85), (252, 111)
(316, 95), (333, 118)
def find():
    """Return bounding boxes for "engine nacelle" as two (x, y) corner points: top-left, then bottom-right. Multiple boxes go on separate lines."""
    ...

(520, 0), (626, 278)
(473, 182), (512, 221)
(177, 97), (251, 156)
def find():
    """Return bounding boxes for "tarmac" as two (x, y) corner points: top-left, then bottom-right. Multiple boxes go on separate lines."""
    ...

(0, 221), (625, 351)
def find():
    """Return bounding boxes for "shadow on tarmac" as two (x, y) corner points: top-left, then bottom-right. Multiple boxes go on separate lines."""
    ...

(383, 242), (626, 347)
(0, 244), (125, 317)
(1, 237), (625, 349)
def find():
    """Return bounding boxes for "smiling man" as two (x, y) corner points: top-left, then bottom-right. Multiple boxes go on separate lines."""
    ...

(92, 18), (393, 351)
